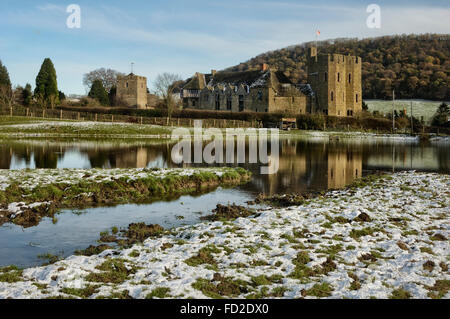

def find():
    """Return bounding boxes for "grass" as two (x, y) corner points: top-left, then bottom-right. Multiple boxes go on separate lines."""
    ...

(85, 258), (137, 284)
(389, 288), (412, 299)
(191, 277), (249, 299)
(304, 282), (334, 297)
(61, 285), (100, 299)
(184, 245), (221, 268)
(145, 287), (172, 299)
(0, 266), (23, 283)
(427, 280), (450, 299)
(349, 227), (379, 240)
(289, 251), (314, 282)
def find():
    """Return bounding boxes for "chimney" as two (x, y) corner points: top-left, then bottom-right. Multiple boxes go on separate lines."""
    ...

(211, 70), (217, 76)
(261, 63), (269, 71)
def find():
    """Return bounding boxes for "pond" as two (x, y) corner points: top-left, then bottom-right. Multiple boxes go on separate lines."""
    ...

(0, 136), (448, 267)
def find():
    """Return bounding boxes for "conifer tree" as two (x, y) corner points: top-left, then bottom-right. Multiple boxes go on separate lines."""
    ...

(34, 58), (59, 108)
(0, 60), (13, 107)
(88, 79), (109, 106)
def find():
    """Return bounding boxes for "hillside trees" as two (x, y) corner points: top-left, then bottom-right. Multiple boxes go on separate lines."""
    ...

(226, 34), (449, 100)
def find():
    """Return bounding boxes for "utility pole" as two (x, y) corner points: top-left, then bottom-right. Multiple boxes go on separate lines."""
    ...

(392, 90), (395, 132)
(410, 101), (414, 135)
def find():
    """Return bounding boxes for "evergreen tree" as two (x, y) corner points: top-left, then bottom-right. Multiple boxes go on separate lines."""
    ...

(34, 58), (59, 108)
(23, 84), (32, 106)
(108, 86), (117, 106)
(88, 79), (109, 106)
(432, 103), (450, 127)
(0, 60), (12, 107)
(0, 60), (11, 89)
(59, 91), (66, 101)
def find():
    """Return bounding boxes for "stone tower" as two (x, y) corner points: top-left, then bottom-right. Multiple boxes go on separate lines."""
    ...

(307, 47), (362, 117)
(117, 73), (148, 109)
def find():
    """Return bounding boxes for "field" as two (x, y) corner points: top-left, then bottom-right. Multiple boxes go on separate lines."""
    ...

(0, 171), (448, 299)
(365, 100), (446, 124)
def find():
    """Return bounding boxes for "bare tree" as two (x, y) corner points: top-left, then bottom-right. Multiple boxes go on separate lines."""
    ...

(0, 84), (15, 109)
(83, 68), (125, 92)
(154, 73), (182, 119)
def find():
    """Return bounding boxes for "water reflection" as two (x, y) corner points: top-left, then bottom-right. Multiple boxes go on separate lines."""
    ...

(1, 138), (448, 195)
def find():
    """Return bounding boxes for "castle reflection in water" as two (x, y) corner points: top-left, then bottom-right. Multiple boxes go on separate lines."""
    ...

(1, 138), (448, 195)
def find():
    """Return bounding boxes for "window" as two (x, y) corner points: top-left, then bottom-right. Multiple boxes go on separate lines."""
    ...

(348, 73), (352, 83)
(356, 94), (359, 103)
(337, 73), (340, 82)
(324, 72), (328, 82)
(257, 91), (263, 101)
(238, 95), (244, 112)
(215, 95), (220, 110)
(331, 91), (334, 101)
(227, 98), (232, 110)
(192, 100), (196, 107)
(126, 82), (128, 88)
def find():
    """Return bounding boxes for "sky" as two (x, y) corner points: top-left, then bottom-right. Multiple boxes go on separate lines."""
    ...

(0, 0), (449, 95)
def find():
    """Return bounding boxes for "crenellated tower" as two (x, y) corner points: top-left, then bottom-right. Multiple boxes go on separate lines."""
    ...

(307, 47), (362, 117)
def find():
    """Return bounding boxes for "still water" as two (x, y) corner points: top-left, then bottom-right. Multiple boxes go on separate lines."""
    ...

(0, 137), (448, 267)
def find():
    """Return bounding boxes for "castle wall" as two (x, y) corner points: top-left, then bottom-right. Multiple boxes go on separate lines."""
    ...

(195, 86), (306, 114)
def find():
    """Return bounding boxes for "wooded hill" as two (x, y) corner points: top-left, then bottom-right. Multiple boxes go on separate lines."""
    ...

(226, 34), (449, 101)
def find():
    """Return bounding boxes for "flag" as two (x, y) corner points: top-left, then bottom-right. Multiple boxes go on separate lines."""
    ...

(316, 30), (321, 36)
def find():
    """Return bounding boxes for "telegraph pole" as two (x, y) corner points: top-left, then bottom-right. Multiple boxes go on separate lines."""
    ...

(392, 90), (395, 132)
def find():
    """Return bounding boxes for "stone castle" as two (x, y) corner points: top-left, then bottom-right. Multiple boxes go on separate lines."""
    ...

(181, 47), (362, 116)
(116, 73), (158, 109)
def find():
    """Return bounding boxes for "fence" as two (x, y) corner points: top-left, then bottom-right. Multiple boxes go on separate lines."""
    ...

(0, 107), (261, 129)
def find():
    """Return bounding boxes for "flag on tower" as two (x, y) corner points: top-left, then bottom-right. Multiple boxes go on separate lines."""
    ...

(316, 30), (321, 36)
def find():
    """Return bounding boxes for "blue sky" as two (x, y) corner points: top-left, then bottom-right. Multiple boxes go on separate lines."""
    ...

(0, 0), (448, 95)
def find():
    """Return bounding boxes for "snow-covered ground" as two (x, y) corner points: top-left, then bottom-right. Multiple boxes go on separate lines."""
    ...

(0, 171), (448, 299)
(285, 130), (421, 143)
(0, 167), (230, 192)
